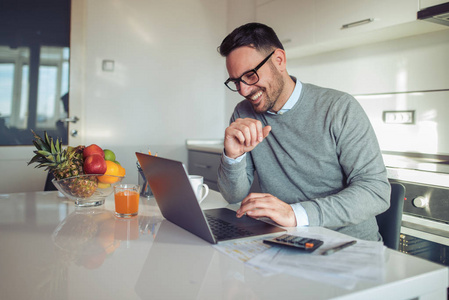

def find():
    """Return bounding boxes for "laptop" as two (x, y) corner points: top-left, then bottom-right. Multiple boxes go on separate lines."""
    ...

(136, 152), (285, 244)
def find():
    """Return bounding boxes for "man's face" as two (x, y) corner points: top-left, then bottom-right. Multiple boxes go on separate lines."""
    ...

(226, 47), (284, 114)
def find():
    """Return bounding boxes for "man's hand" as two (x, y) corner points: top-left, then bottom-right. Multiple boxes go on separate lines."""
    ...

(236, 193), (297, 227)
(224, 118), (271, 159)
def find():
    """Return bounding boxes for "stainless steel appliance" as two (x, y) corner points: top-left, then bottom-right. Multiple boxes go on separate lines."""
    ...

(389, 168), (449, 266)
(355, 90), (449, 266)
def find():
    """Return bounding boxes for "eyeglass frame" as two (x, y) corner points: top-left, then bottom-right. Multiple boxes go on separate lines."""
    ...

(224, 50), (276, 92)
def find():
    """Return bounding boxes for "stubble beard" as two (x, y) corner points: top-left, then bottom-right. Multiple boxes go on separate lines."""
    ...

(248, 66), (285, 114)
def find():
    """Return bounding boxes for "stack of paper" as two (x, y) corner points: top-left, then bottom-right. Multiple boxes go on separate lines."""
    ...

(214, 232), (386, 289)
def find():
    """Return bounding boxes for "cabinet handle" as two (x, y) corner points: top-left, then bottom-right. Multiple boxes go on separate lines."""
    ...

(194, 163), (211, 169)
(341, 18), (374, 30)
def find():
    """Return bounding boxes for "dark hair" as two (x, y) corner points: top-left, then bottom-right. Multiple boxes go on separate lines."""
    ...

(218, 22), (284, 57)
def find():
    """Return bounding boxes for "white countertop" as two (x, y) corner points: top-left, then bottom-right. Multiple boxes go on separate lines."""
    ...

(186, 139), (224, 154)
(0, 190), (447, 300)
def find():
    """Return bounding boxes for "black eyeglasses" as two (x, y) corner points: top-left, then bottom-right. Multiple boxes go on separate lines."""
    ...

(224, 50), (275, 92)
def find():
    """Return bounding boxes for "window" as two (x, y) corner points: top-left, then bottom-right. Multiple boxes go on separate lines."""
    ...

(0, 0), (71, 146)
(0, 46), (69, 145)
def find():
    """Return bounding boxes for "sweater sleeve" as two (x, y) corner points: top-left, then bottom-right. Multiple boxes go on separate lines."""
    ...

(217, 153), (254, 203)
(300, 95), (390, 229)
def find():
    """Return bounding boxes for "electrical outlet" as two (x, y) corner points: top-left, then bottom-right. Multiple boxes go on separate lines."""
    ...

(102, 60), (115, 72)
(383, 111), (415, 124)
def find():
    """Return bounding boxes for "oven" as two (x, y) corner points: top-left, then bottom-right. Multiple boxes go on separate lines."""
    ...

(385, 157), (449, 267)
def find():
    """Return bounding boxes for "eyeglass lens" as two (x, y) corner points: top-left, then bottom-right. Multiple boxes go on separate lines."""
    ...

(227, 71), (259, 91)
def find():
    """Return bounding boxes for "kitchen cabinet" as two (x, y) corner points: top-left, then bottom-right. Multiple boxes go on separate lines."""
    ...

(187, 145), (261, 193)
(188, 150), (221, 191)
(314, 0), (416, 44)
(420, 0), (448, 9)
(256, 0), (315, 49)
(256, 0), (445, 58)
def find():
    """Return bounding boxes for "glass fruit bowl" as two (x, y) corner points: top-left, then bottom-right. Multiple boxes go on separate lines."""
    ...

(52, 174), (124, 207)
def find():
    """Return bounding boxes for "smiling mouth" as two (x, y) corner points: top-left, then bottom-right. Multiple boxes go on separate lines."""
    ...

(248, 90), (263, 105)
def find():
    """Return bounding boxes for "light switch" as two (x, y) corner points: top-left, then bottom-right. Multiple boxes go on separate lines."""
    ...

(102, 60), (115, 72)
(383, 111), (414, 124)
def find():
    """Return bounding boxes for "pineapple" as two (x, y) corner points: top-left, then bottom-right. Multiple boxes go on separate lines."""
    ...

(28, 130), (98, 198)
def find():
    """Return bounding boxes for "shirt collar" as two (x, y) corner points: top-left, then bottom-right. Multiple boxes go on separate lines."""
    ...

(267, 79), (302, 115)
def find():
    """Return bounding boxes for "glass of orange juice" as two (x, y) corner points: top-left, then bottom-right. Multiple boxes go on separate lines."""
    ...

(114, 184), (141, 218)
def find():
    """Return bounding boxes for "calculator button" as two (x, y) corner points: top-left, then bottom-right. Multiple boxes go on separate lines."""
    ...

(305, 243), (314, 248)
(264, 234), (323, 252)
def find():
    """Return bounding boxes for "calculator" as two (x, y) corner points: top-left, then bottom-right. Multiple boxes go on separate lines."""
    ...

(263, 234), (324, 252)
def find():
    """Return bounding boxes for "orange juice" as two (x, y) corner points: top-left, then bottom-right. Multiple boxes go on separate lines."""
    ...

(114, 190), (139, 217)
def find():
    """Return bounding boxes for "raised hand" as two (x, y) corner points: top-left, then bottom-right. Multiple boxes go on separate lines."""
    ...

(224, 118), (271, 159)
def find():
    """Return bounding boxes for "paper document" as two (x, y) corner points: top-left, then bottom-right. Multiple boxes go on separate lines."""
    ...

(214, 231), (386, 289)
(213, 237), (279, 275)
(247, 232), (386, 289)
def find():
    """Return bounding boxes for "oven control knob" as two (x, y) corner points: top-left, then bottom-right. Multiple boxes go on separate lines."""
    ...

(412, 196), (428, 208)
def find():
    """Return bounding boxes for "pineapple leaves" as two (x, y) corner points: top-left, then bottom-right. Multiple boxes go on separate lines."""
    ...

(27, 155), (43, 166)
(55, 138), (60, 152)
(31, 130), (51, 152)
(28, 130), (79, 178)
(36, 150), (56, 162)
(50, 137), (56, 154)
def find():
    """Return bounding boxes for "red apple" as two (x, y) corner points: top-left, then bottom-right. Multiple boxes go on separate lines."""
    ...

(83, 154), (107, 174)
(83, 144), (105, 158)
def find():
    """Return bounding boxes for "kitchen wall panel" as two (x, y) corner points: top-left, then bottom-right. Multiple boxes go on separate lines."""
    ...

(356, 91), (449, 155)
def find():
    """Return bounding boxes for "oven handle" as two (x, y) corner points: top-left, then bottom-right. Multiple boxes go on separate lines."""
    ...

(401, 226), (449, 246)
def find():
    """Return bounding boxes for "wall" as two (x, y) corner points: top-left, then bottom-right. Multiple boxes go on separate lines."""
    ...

(223, 0), (257, 123)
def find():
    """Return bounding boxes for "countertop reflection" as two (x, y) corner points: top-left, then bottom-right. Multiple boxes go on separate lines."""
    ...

(0, 191), (163, 300)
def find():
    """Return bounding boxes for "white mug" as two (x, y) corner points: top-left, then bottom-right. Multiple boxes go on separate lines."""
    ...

(188, 175), (209, 203)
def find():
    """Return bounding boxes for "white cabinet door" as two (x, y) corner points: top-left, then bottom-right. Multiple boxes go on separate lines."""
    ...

(420, 0), (447, 9)
(256, 0), (426, 58)
(314, 0), (418, 44)
(256, 0), (315, 49)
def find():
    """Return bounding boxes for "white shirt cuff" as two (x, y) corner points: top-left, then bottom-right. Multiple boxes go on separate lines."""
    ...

(223, 152), (246, 164)
(290, 202), (309, 226)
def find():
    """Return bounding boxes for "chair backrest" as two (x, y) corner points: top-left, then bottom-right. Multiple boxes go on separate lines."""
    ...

(376, 183), (405, 250)
(44, 172), (57, 191)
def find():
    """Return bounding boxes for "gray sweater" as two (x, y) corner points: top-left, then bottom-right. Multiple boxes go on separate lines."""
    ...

(218, 82), (390, 241)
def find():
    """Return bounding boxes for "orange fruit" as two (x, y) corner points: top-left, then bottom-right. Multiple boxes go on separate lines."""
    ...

(98, 161), (120, 184)
(117, 164), (126, 177)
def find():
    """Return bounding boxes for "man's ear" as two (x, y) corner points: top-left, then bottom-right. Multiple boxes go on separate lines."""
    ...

(272, 48), (287, 72)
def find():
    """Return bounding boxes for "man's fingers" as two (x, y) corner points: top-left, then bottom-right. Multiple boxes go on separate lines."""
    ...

(224, 118), (271, 158)
(263, 125), (272, 138)
(236, 193), (297, 227)
(237, 194), (271, 216)
(235, 118), (268, 146)
(225, 126), (246, 145)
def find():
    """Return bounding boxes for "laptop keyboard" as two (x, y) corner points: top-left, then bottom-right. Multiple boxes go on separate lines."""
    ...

(205, 213), (254, 241)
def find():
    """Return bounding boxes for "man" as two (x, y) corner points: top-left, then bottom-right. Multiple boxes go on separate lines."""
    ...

(217, 23), (390, 241)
